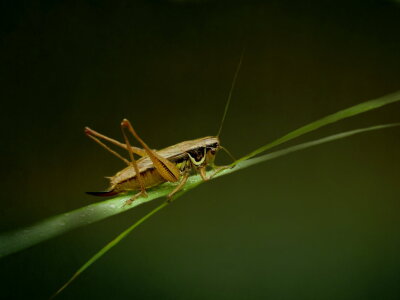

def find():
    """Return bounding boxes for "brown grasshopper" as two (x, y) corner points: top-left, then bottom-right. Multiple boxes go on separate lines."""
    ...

(85, 124), (221, 204)
(85, 55), (242, 205)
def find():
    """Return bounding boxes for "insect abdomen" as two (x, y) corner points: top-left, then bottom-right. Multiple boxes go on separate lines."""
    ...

(114, 168), (165, 193)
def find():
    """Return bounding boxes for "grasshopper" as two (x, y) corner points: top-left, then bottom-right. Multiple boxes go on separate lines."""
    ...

(85, 125), (221, 204)
(85, 56), (242, 205)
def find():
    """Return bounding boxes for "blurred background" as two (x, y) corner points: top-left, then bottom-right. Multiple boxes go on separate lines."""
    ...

(1, 0), (400, 299)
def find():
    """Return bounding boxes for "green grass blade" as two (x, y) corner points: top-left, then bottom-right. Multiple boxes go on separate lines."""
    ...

(0, 184), (172, 258)
(233, 90), (400, 165)
(1, 89), (399, 259)
(51, 201), (169, 299)
(52, 123), (400, 297)
(1, 122), (399, 260)
(228, 123), (400, 173)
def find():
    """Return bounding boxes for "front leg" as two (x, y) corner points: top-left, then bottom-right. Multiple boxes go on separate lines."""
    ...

(203, 163), (234, 180)
(210, 165), (233, 179)
(198, 166), (209, 181)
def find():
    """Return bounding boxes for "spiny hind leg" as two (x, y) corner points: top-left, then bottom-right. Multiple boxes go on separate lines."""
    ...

(121, 119), (181, 183)
(121, 121), (147, 198)
(85, 127), (147, 157)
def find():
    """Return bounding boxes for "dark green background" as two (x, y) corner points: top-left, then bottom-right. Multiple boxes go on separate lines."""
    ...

(1, 1), (400, 299)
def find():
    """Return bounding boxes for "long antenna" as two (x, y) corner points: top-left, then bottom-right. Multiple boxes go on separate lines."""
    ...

(217, 49), (245, 137)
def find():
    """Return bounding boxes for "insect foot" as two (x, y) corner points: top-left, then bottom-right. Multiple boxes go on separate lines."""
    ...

(123, 190), (147, 207)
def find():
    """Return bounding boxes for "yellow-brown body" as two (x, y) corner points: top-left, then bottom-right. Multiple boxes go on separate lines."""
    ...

(89, 136), (220, 197)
